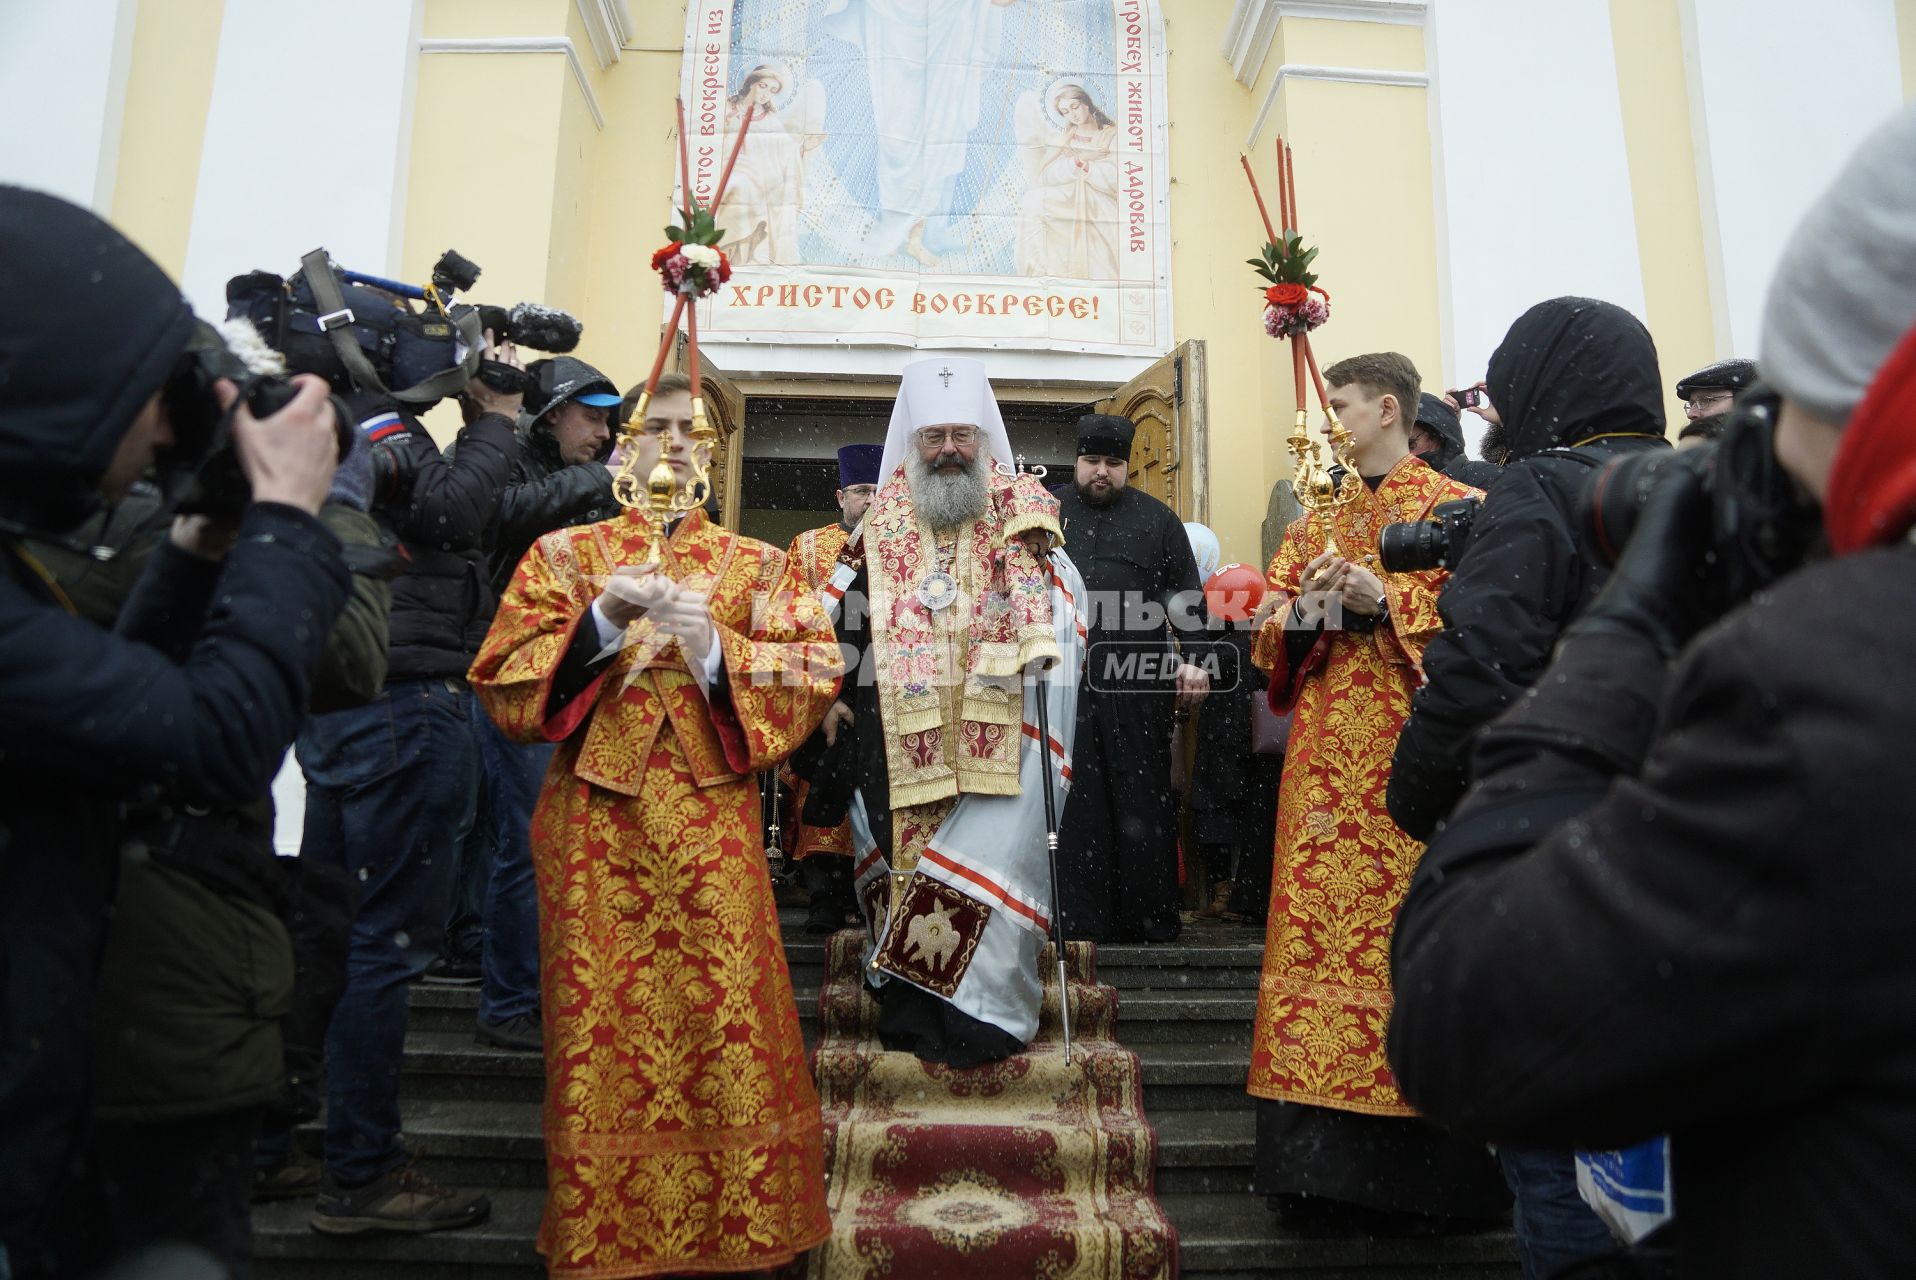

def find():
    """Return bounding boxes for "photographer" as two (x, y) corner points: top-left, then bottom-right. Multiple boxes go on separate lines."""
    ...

(456, 354), (622, 1053)
(291, 325), (518, 1232)
(1388, 298), (1670, 845)
(1409, 392), (1502, 489)
(0, 186), (349, 1278)
(1389, 103), (1916, 1277)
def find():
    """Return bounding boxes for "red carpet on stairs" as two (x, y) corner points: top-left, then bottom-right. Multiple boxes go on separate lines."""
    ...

(808, 932), (1178, 1279)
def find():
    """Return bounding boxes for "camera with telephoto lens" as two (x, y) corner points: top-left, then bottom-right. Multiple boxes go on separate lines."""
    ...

(1583, 383), (1821, 604)
(159, 319), (355, 517)
(1379, 497), (1483, 573)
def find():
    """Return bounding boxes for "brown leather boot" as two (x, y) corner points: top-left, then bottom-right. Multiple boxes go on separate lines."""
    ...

(1195, 879), (1235, 920)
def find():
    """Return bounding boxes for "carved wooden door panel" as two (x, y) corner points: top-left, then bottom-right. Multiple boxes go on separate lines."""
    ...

(1095, 338), (1206, 521)
(675, 333), (746, 528)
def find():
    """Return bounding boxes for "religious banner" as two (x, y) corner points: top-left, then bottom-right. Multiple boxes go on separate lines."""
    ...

(679, 0), (1171, 358)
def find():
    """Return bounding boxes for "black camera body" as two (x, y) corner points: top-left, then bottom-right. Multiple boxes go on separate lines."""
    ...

(161, 320), (354, 517)
(1584, 384), (1820, 604)
(1380, 497), (1483, 574)
(224, 269), (466, 403)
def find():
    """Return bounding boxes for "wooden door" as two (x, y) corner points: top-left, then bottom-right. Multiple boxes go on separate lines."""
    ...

(1094, 338), (1207, 521)
(674, 334), (746, 528)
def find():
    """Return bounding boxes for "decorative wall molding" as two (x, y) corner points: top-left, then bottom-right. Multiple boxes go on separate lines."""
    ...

(1246, 63), (1429, 148)
(418, 36), (604, 130)
(1222, 0), (1429, 87)
(574, 0), (637, 68)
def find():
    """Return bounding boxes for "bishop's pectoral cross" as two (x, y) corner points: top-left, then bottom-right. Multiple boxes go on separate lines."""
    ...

(937, 365), (953, 388)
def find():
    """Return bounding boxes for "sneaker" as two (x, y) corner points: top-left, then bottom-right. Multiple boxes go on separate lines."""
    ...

(420, 955), (482, 986)
(475, 1011), (542, 1053)
(310, 1160), (490, 1235)
(251, 1151), (321, 1203)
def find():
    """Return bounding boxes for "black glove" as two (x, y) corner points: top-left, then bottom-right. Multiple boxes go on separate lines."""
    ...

(1565, 453), (1716, 660)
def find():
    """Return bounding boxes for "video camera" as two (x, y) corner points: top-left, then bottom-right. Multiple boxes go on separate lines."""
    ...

(1583, 384), (1821, 604)
(224, 248), (582, 408)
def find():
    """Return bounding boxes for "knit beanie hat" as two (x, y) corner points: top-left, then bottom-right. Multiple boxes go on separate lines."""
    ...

(1760, 101), (1916, 426)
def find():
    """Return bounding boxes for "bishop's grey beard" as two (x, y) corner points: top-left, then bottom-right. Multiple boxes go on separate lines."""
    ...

(906, 450), (990, 530)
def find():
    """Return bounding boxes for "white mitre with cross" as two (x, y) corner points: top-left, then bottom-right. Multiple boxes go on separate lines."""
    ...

(877, 355), (1017, 484)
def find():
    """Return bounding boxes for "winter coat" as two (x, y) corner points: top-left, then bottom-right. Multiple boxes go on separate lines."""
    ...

(0, 187), (351, 1263)
(485, 415), (617, 596)
(374, 411), (516, 682)
(1389, 541), (1916, 1278)
(47, 502), (387, 1123)
(1389, 298), (1670, 839)
(1187, 620), (1280, 849)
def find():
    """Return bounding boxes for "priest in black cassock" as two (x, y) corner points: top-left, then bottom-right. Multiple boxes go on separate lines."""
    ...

(1053, 413), (1209, 944)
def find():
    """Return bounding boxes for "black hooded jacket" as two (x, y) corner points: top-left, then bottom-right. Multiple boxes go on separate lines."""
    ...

(0, 187), (350, 1268)
(1388, 297), (1672, 840)
(1415, 392), (1502, 490)
(485, 409), (616, 596)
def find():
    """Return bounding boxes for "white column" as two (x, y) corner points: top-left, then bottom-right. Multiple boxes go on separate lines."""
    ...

(0, 0), (139, 210)
(1683, 0), (1904, 358)
(181, 0), (424, 316)
(1427, 0), (1646, 399)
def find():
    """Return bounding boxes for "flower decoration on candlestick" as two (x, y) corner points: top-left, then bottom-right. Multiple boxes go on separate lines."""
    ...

(1251, 237), (1330, 339)
(611, 96), (756, 550)
(652, 207), (732, 299)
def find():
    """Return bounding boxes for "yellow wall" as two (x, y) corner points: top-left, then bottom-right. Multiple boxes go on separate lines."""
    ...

(1609, 0), (1716, 437)
(1900, 0), (1916, 95)
(111, 0), (224, 275)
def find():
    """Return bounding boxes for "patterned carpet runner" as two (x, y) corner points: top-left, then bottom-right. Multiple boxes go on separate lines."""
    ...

(806, 932), (1178, 1279)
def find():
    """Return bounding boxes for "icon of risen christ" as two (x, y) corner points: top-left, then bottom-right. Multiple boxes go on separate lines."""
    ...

(823, 0), (1020, 268)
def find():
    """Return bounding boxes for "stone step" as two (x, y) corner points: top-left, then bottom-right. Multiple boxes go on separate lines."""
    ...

(254, 1185), (543, 1280)
(1158, 1192), (1518, 1278)
(405, 982), (824, 1038)
(1154, 1106), (1255, 1197)
(1105, 988), (1257, 1047)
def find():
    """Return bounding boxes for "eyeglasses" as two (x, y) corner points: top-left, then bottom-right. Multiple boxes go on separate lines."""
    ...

(1683, 391), (1734, 417)
(915, 426), (979, 449)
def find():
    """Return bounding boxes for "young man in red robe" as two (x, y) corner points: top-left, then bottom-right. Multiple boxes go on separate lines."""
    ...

(1246, 352), (1507, 1231)
(469, 376), (843, 1278)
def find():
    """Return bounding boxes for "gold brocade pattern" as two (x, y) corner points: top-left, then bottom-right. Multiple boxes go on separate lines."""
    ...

(1246, 455), (1480, 1116)
(469, 508), (843, 1278)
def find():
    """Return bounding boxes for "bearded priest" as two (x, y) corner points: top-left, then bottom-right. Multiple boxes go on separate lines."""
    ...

(817, 355), (1085, 1069)
(468, 378), (843, 1278)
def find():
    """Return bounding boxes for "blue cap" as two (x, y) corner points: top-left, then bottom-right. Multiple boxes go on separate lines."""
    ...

(574, 391), (623, 407)
(838, 443), (883, 488)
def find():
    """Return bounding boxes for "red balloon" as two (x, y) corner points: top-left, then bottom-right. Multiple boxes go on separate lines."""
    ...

(1204, 562), (1267, 622)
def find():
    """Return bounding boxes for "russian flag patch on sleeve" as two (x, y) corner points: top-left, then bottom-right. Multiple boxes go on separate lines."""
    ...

(360, 411), (407, 443)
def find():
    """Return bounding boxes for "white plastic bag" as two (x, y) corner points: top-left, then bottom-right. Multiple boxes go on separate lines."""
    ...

(1575, 1137), (1674, 1244)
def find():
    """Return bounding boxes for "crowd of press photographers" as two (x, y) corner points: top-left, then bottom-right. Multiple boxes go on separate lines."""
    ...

(4, 96), (1916, 1280)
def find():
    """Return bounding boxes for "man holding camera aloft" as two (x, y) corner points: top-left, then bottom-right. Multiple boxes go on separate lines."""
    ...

(0, 186), (350, 1277)
(292, 329), (520, 1233)
(1391, 101), (1916, 1279)
(1243, 353), (1505, 1230)
(455, 354), (626, 1054)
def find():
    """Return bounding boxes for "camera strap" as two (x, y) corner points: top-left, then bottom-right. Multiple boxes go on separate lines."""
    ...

(299, 249), (484, 405)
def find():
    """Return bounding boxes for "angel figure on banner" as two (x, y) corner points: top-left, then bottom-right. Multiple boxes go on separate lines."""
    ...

(1014, 80), (1120, 281)
(715, 62), (827, 266)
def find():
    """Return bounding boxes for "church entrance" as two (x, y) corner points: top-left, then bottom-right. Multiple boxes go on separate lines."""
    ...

(697, 338), (1210, 543)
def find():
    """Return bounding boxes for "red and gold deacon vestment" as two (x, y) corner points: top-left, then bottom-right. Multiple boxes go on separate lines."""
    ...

(780, 521), (853, 861)
(1246, 454), (1480, 1116)
(470, 507), (842, 1279)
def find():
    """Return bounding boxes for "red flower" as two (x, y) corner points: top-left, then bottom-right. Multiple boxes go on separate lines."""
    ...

(651, 242), (682, 271)
(713, 248), (732, 286)
(1264, 283), (1308, 307)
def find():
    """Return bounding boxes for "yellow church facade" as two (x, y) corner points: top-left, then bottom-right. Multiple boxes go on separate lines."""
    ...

(5, 0), (1915, 564)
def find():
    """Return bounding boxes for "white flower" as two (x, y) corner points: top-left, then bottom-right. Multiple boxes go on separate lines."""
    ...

(681, 243), (721, 270)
